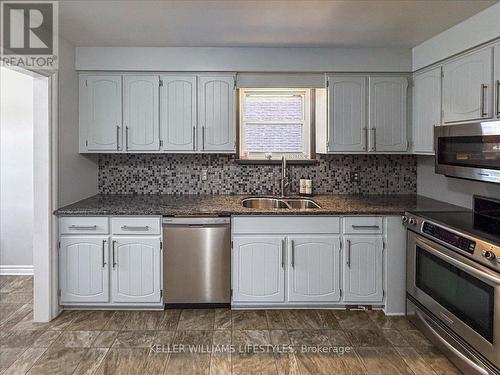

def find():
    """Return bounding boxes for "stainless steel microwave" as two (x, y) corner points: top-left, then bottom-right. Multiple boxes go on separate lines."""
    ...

(435, 122), (500, 184)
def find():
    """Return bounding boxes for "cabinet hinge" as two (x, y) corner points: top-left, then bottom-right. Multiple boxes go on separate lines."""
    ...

(382, 239), (386, 250)
(85, 140), (88, 147)
(441, 71), (444, 78)
(160, 241), (163, 250)
(85, 79), (88, 87)
(383, 289), (385, 298)
(326, 79), (329, 88)
(233, 78), (237, 90)
(159, 79), (163, 87)
(160, 289), (163, 298)
(231, 240), (233, 249)
(339, 240), (342, 250)
(230, 289), (233, 298)
(340, 289), (342, 297)
(159, 140), (163, 147)
(58, 241), (61, 249)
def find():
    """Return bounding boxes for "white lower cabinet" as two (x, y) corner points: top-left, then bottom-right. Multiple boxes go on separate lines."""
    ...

(111, 237), (162, 303)
(232, 236), (285, 303)
(287, 236), (341, 302)
(59, 236), (109, 303)
(343, 235), (384, 303)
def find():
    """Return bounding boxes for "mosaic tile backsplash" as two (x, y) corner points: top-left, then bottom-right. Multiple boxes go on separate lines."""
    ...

(98, 154), (417, 195)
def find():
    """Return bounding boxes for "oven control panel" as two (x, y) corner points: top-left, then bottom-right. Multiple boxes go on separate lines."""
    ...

(422, 222), (476, 253)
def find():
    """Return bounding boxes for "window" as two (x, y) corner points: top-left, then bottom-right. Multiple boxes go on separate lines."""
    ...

(239, 89), (311, 160)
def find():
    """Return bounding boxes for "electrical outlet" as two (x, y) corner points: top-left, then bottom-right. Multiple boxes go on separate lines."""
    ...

(201, 169), (208, 181)
(350, 172), (359, 183)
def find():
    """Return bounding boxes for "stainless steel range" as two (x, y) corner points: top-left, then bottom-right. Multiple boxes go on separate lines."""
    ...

(404, 195), (500, 375)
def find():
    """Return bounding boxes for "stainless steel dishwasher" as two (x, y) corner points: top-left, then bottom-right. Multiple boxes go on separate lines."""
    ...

(162, 217), (231, 307)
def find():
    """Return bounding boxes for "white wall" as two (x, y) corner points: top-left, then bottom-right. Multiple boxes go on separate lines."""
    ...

(75, 46), (412, 72)
(58, 38), (98, 207)
(413, 2), (500, 71)
(417, 156), (500, 209)
(0, 67), (34, 272)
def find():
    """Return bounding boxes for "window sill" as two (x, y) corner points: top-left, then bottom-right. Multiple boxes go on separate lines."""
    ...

(234, 159), (319, 165)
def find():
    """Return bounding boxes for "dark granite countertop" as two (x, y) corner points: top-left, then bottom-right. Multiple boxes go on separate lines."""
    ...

(54, 194), (466, 217)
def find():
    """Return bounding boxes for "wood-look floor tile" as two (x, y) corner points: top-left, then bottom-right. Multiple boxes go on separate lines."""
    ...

(295, 351), (345, 375)
(269, 330), (290, 346)
(51, 331), (100, 348)
(210, 352), (231, 375)
(92, 331), (119, 348)
(178, 309), (215, 330)
(0, 276), (32, 294)
(402, 330), (434, 350)
(167, 352), (212, 375)
(333, 310), (378, 330)
(142, 350), (169, 372)
(102, 311), (131, 330)
(274, 352), (300, 375)
(324, 329), (351, 346)
(345, 329), (391, 347)
(215, 309), (232, 330)
(0, 303), (24, 323)
(0, 292), (32, 304)
(31, 330), (61, 347)
(11, 312), (53, 331)
(155, 330), (176, 346)
(381, 329), (411, 347)
(174, 330), (214, 346)
(266, 310), (287, 329)
(27, 347), (88, 375)
(66, 311), (114, 331)
(314, 310), (341, 329)
(0, 303), (33, 331)
(339, 349), (369, 375)
(396, 346), (438, 375)
(356, 346), (414, 375)
(288, 330), (330, 346)
(232, 352), (277, 375)
(112, 330), (157, 348)
(232, 330), (271, 346)
(232, 310), (268, 330)
(213, 329), (232, 346)
(0, 348), (25, 373)
(120, 311), (162, 331)
(283, 310), (323, 329)
(368, 311), (414, 331)
(45, 310), (76, 331)
(73, 348), (108, 375)
(0, 330), (43, 348)
(414, 346), (461, 375)
(157, 309), (181, 330)
(94, 348), (148, 375)
(5, 347), (47, 374)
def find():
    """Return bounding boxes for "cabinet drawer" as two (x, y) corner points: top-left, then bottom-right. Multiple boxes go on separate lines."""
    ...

(60, 217), (109, 235)
(232, 216), (340, 234)
(111, 217), (161, 235)
(343, 217), (383, 234)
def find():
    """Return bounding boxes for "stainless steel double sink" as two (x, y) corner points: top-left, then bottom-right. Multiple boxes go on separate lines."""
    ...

(242, 197), (321, 209)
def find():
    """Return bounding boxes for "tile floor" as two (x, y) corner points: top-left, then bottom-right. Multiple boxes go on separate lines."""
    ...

(0, 276), (461, 375)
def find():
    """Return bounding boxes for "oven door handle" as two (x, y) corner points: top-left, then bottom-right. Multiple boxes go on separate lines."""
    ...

(415, 237), (500, 285)
(416, 310), (489, 375)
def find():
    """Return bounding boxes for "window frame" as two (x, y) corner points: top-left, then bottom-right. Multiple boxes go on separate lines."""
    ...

(238, 88), (312, 160)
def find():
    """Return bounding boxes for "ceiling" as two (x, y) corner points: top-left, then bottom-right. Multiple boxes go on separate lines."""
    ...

(59, 0), (498, 48)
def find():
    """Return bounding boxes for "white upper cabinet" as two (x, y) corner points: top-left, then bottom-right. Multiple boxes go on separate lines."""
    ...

(412, 67), (442, 154)
(369, 76), (408, 152)
(343, 235), (384, 303)
(59, 236), (109, 303)
(495, 43), (500, 119)
(327, 76), (367, 152)
(111, 237), (162, 303)
(123, 76), (160, 151)
(287, 236), (341, 303)
(198, 75), (236, 152)
(160, 75), (197, 151)
(79, 75), (122, 152)
(232, 236), (285, 303)
(443, 48), (493, 123)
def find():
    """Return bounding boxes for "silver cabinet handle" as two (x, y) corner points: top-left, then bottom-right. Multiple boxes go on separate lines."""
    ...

(102, 240), (107, 268)
(291, 240), (295, 268)
(202, 126), (205, 150)
(116, 126), (120, 150)
(347, 239), (352, 266)
(496, 80), (500, 117)
(281, 239), (285, 268)
(480, 84), (488, 117)
(370, 128), (376, 151)
(352, 225), (380, 229)
(69, 225), (97, 230)
(112, 240), (117, 268)
(192, 126), (196, 151)
(125, 126), (129, 150)
(121, 225), (149, 231)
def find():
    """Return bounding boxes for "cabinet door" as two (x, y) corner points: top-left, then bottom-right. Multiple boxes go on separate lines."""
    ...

(79, 75), (122, 152)
(443, 48), (493, 123)
(369, 76), (408, 152)
(412, 67), (442, 154)
(232, 236), (285, 303)
(343, 236), (384, 303)
(59, 236), (109, 303)
(495, 44), (500, 119)
(287, 236), (341, 303)
(198, 75), (236, 152)
(111, 237), (161, 303)
(123, 76), (160, 151)
(327, 76), (367, 152)
(160, 75), (197, 151)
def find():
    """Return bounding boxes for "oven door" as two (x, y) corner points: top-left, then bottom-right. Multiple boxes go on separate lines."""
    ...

(435, 122), (500, 184)
(407, 231), (500, 369)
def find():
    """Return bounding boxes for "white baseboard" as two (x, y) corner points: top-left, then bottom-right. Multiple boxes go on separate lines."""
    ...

(0, 265), (34, 275)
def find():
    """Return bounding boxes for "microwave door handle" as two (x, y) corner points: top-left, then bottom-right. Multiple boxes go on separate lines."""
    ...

(415, 238), (500, 285)
(415, 310), (488, 375)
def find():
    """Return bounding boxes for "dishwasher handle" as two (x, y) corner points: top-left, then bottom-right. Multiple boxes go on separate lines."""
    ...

(162, 217), (230, 226)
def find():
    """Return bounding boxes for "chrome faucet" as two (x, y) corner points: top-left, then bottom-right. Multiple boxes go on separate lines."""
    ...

(280, 156), (289, 197)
